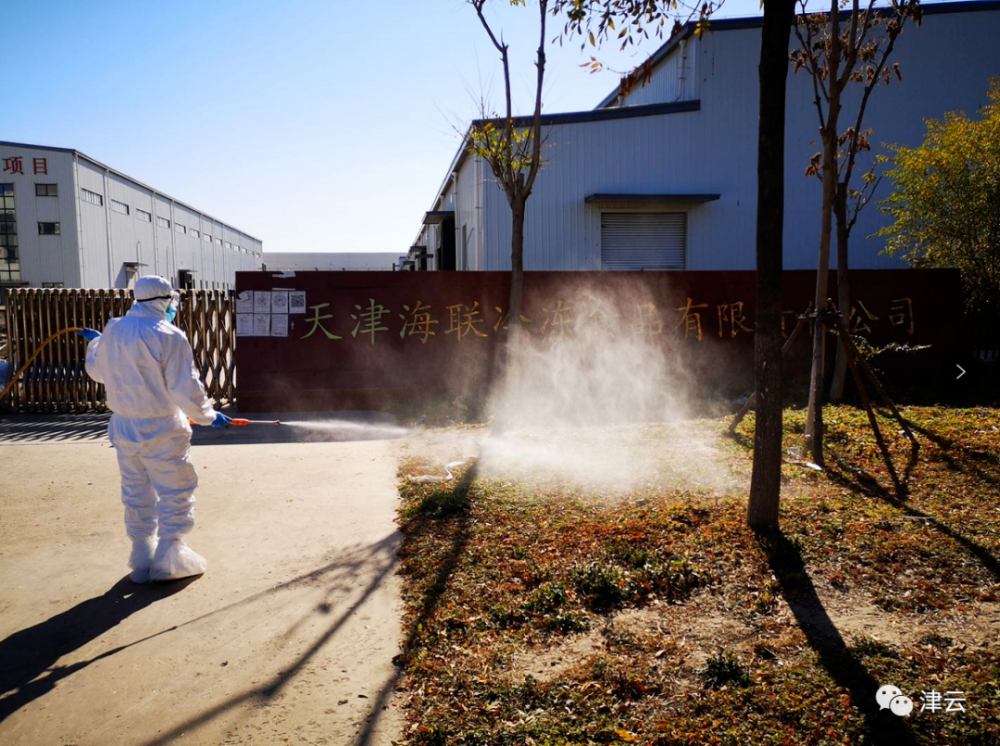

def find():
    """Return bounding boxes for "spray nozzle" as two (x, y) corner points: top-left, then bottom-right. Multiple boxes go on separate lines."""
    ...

(189, 418), (282, 427)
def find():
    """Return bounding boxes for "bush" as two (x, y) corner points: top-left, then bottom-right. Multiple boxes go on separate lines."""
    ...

(571, 561), (629, 611)
(700, 652), (752, 690)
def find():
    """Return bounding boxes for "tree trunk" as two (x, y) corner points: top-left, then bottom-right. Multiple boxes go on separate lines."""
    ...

(804, 129), (839, 466)
(747, 0), (797, 532)
(490, 198), (527, 433)
(830, 186), (851, 402)
(508, 198), (526, 330)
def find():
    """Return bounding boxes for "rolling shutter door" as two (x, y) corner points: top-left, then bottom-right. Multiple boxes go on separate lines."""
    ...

(600, 212), (686, 270)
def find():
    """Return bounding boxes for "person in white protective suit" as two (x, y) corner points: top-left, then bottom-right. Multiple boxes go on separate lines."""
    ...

(80, 275), (232, 583)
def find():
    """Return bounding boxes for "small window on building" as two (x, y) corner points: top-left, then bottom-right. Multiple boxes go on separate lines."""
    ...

(81, 188), (104, 206)
(110, 198), (129, 215)
(157, 216), (170, 229)
(35, 183), (58, 197)
(176, 223), (186, 234)
(190, 228), (200, 239)
(2, 184), (19, 282)
(38, 222), (61, 235)
(136, 208), (152, 222)
(215, 237), (222, 246)
(42, 282), (64, 288)
(203, 233), (211, 242)
(225, 241), (232, 249)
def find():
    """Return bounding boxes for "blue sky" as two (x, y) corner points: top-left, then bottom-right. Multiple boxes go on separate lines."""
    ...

(2, 0), (961, 254)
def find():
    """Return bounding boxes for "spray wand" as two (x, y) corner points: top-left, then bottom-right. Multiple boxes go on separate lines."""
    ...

(189, 418), (282, 426)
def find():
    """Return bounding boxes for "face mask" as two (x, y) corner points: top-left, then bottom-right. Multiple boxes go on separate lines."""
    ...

(165, 304), (178, 323)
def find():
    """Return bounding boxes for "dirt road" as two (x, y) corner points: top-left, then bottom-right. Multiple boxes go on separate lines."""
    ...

(0, 414), (405, 746)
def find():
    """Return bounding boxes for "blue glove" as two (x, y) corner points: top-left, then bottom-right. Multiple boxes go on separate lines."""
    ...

(211, 413), (233, 429)
(76, 328), (101, 342)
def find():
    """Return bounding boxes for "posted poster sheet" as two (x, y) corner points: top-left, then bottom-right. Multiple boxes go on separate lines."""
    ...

(236, 290), (254, 314)
(271, 290), (289, 314)
(235, 313), (253, 337)
(253, 291), (272, 314)
(253, 313), (271, 336)
(270, 314), (289, 337)
(289, 291), (306, 314)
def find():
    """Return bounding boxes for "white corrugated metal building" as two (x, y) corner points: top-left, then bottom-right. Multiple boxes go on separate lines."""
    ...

(413, 1), (1000, 272)
(261, 252), (400, 272)
(0, 141), (262, 292)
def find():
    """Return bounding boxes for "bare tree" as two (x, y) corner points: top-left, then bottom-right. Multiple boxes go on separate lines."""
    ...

(467, 0), (549, 330)
(556, 1), (719, 99)
(747, 0), (798, 531)
(794, 0), (921, 464)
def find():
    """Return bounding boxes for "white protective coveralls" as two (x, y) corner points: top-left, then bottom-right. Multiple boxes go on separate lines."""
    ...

(85, 275), (220, 583)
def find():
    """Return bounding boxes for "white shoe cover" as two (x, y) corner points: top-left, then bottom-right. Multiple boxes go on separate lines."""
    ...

(128, 537), (157, 584)
(150, 539), (207, 582)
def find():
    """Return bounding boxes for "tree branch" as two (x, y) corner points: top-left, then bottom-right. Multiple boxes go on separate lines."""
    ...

(843, 1), (916, 198)
(523, 0), (548, 197)
(793, 13), (829, 134)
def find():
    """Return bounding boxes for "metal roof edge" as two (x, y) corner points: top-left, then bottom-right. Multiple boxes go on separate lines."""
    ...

(594, 0), (1000, 109)
(0, 140), (79, 155)
(413, 127), (472, 247)
(416, 101), (701, 245)
(0, 140), (263, 244)
(470, 99), (699, 130)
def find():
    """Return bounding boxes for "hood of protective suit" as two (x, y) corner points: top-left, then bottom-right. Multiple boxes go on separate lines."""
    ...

(133, 275), (178, 316)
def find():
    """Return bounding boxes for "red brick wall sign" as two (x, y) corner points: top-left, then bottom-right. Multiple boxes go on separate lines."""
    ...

(233, 269), (964, 412)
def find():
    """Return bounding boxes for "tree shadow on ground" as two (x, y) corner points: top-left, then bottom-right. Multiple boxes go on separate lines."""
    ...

(758, 530), (918, 745)
(0, 575), (196, 722)
(127, 534), (401, 746)
(138, 469), (478, 746)
(351, 463), (479, 746)
(824, 454), (1000, 583)
(899, 416), (1000, 489)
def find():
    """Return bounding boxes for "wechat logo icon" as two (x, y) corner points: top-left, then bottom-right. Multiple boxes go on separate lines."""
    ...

(877, 684), (914, 717)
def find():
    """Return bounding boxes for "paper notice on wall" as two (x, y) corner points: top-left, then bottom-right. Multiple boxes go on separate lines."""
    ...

(236, 290), (254, 314)
(253, 291), (272, 314)
(253, 313), (271, 336)
(270, 314), (289, 337)
(235, 313), (253, 336)
(288, 291), (306, 314)
(270, 290), (289, 314)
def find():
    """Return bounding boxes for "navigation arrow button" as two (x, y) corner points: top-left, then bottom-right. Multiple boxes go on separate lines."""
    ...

(956, 364), (967, 380)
